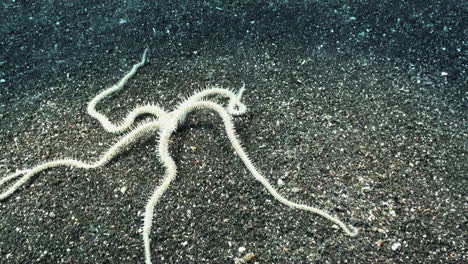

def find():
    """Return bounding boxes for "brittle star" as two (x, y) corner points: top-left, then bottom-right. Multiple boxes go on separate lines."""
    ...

(0, 49), (358, 264)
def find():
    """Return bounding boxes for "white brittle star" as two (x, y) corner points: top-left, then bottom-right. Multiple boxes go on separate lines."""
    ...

(0, 49), (358, 264)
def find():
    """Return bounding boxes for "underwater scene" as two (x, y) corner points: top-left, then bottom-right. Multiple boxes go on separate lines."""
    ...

(0, 1), (466, 263)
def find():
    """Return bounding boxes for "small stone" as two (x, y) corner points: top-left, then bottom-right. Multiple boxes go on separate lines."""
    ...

(243, 252), (255, 262)
(391, 242), (401, 250)
(277, 178), (284, 186)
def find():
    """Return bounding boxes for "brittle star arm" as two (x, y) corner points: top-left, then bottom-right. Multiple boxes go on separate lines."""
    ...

(0, 120), (161, 200)
(141, 99), (358, 264)
(87, 48), (168, 133)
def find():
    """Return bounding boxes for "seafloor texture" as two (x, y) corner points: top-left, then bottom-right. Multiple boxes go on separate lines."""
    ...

(0, 1), (466, 264)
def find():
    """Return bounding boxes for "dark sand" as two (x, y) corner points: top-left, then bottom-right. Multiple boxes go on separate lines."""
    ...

(0, 1), (466, 263)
